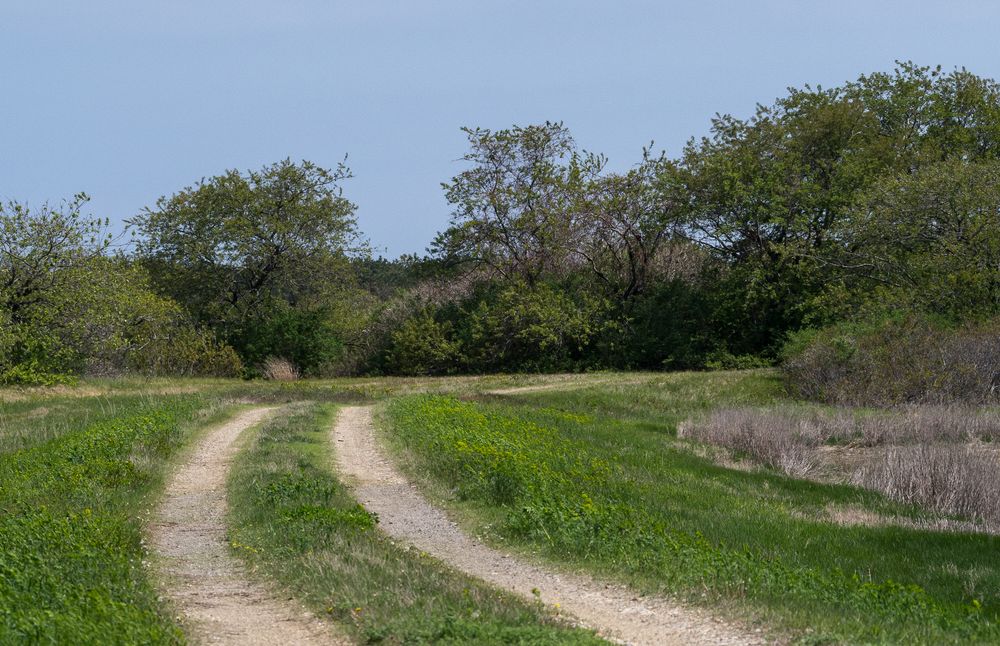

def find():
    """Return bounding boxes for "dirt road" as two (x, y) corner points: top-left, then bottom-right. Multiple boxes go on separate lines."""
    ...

(149, 407), (345, 645)
(333, 405), (764, 646)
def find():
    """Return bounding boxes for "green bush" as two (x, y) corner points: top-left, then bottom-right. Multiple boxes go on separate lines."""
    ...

(458, 282), (613, 373)
(384, 311), (460, 376)
(702, 349), (773, 371)
(128, 323), (243, 378)
(232, 306), (345, 377)
(0, 361), (77, 387)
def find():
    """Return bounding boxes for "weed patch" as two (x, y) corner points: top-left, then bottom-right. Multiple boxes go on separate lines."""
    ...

(0, 395), (211, 643)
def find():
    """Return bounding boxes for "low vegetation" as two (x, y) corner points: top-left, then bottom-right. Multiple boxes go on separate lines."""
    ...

(684, 404), (1000, 526)
(783, 315), (1000, 406)
(853, 445), (1000, 525)
(0, 393), (220, 643)
(226, 401), (603, 644)
(384, 373), (1000, 644)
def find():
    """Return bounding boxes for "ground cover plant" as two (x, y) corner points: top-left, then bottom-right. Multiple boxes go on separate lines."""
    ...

(384, 372), (1000, 644)
(0, 393), (224, 643)
(226, 400), (604, 644)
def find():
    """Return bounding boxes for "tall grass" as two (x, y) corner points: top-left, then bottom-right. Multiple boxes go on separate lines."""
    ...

(684, 405), (1000, 524)
(854, 446), (1000, 524)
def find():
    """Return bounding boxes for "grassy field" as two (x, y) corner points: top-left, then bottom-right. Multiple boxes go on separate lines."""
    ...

(382, 371), (1000, 644)
(0, 392), (226, 642)
(227, 401), (603, 644)
(3, 371), (999, 644)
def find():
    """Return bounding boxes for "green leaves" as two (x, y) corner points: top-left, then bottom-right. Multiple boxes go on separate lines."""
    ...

(129, 159), (365, 374)
(131, 159), (360, 323)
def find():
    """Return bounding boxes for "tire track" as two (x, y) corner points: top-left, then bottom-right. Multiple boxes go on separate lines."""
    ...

(333, 405), (765, 646)
(149, 407), (345, 645)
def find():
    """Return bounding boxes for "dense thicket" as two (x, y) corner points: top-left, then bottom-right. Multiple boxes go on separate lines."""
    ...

(0, 196), (239, 384)
(372, 63), (1000, 379)
(6, 62), (1000, 387)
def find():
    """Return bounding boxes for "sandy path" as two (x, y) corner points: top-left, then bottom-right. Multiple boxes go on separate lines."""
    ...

(333, 406), (765, 646)
(484, 376), (650, 396)
(149, 407), (344, 646)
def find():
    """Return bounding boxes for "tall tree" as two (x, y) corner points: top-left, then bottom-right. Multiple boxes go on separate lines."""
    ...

(0, 194), (110, 324)
(433, 122), (603, 284)
(131, 159), (360, 321)
(576, 152), (687, 302)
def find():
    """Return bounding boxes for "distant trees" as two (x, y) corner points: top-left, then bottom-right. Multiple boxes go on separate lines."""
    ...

(130, 159), (367, 375)
(381, 62), (1000, 374)
(0, 196), (239, 384)
(0, 194), (109, 325)
(9, 62), (1000, 381)
(843, 159), (1000, 317)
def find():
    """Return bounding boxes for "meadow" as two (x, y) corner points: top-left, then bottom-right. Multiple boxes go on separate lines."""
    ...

(1, 371), (998, 644)
(382, 372), (1000, 644)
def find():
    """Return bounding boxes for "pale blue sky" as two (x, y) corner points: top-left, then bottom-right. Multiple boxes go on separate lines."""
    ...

(3, 1), (998, 257)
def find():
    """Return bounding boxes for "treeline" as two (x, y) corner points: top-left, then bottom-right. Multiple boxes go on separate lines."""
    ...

(5, 62), (1000, 387)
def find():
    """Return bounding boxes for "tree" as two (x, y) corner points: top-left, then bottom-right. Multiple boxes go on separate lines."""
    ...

(0, 196), (239, 382)
(433, 122), (603, 284)
(673, 62), (1000, 353)
(844, 159), (1000, 318)
(131, 159), (363, 368)
(0, 194), (110, 324)
(576, 152), (688, 302)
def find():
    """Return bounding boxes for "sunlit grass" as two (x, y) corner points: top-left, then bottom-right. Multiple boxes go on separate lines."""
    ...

(226, 402), (604, 644)
(385, 371), (1000, 644)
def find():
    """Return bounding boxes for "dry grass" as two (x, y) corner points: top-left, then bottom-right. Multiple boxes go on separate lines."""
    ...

(853, 445), (1000, 524)
(679, 408), (822, 477)
(261, 357), (300, 381)
(686, 405), (1000, 450)
(683, 405), (1000, 527)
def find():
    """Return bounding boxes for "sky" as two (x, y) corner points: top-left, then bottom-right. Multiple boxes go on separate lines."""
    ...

(3, 1), (1000, 257)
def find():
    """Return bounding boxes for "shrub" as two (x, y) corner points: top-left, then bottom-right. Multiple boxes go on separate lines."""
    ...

(261, 357), (300, 381)
(232, 306), (344, 377)
(782, 315), (1000, 406)
(383, 312), (460, 376)
(686, 405), (1000, 452)
(127, 323), (244, 378)
(457, 282), (613, 373)
(702, 349), (773, 371)
(853, 446), (1000, 524)
(680, 408), (824, 476)
(0, 362), (77, 387)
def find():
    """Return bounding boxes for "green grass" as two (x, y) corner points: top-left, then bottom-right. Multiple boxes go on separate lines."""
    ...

(226, 401), (605, 644)
(384, 371), (1000, 644)
(0, 393), (225, 643)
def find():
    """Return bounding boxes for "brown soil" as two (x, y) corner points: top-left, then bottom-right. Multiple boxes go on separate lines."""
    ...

(148, 407), (347, 645)
(333, 405), (766, 646)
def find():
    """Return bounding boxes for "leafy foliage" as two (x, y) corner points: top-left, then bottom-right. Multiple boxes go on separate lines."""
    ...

(782, 314), (1000, 406)
(0, 198), (239, 380)
(131, 159), (365, 374)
